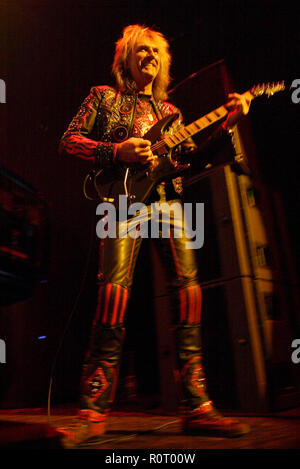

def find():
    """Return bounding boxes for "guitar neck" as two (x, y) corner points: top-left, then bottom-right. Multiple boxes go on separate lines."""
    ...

(164, 90), (254, 149)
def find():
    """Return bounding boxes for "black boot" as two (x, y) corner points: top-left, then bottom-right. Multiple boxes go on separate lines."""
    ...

(57, 409), (107, 448)
(81, 325), (125, 413)
(175, 325), (250, 438)
(57, 325), (125, 447)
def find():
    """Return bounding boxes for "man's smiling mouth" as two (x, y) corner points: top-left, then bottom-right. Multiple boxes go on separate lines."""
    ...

(141, 62), (157, 70)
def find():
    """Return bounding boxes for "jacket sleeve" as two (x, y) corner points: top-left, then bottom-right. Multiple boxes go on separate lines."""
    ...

(58, 87), (118, 168)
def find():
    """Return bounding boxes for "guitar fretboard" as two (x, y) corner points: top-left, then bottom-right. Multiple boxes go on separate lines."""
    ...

(164, 90), (254, 149)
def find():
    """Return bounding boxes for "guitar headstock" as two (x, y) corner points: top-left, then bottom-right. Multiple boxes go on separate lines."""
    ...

(250, 81), (285, 98)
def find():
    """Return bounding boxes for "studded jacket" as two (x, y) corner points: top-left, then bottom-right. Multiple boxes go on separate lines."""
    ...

(59, 85), (197, 168)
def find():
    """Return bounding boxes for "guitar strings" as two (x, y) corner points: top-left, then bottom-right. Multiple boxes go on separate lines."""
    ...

(150, 140), (167, 151)
(150, 137), (176, 153)
(150, 128), (192, 153)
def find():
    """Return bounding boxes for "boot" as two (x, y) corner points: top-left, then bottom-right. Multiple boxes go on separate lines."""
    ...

(57, 409), (107, 448)
(181, 401), (250, 438)
(81, 325), (125, 412)
(58, 325), (125, 447)
(175, 325), (250, 438)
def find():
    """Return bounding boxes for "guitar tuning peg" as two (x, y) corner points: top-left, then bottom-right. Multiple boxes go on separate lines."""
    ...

(258, 83), (264, 95)
(250, 79), (285, 100)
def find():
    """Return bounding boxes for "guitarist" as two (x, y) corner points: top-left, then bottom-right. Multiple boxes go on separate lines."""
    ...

(59, 24), (251, 446)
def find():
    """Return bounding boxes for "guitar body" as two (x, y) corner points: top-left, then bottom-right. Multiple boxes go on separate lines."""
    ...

(94, 113), (190, 208)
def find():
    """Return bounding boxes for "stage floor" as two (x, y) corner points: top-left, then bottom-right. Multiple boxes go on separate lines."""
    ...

(0, 405), (300, 450)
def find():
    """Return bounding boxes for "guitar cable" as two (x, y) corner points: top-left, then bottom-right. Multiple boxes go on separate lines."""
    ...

(83, 169), (98, 201)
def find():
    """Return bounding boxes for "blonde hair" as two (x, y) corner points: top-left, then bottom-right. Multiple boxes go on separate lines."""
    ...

(112, 24), (172, 101)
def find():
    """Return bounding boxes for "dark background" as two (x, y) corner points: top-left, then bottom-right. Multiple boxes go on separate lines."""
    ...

(0, 0), (299, 409)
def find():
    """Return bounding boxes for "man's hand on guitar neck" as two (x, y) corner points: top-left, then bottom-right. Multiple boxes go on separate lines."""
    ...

(116, 137), (158, 165)
(224, 92), (251, 131)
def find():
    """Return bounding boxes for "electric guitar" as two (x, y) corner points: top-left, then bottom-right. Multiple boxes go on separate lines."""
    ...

(91, 81), (285, 208)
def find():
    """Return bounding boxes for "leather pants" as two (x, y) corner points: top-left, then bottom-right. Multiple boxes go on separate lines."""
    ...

(80, 195), (208, 413)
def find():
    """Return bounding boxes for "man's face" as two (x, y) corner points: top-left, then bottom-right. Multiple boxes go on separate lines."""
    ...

(128, 36), (160, 91)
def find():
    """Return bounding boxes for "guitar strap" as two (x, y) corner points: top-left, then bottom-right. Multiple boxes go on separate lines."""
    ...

(151, 98), (164, 121)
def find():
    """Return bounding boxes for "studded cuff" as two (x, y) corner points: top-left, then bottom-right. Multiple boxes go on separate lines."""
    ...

(94, 142), (118, 168)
